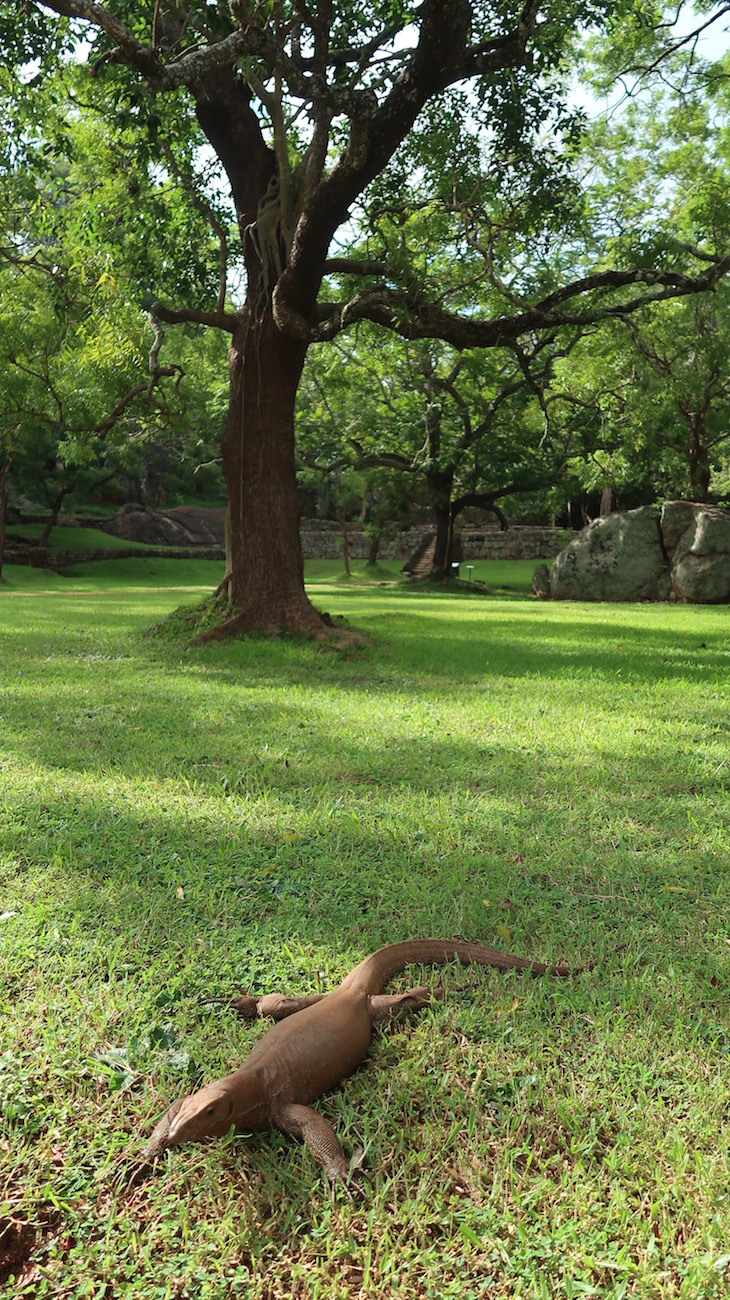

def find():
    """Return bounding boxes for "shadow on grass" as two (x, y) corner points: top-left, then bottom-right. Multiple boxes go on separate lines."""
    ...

(1, 587), (728, 801)
(1, 746), (726, 1018)
(1, 586), (727, 934)
(2, 579), (728, 676)
(319, 588), (730, 684)
(2, 644), (726, 942)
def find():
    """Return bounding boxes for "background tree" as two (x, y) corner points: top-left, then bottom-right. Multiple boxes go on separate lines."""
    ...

(554, 293), (730, 508)
(0, 60), (229, 576)
(297, 326), (575, 572)
(296, 336), (422, 566)
(547, 38), (730, 511)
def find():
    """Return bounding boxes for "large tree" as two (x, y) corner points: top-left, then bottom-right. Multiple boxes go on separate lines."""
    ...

(9, 1), (730, 635)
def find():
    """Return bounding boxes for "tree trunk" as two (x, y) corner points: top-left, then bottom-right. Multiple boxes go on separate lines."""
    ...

(193, 76), (331, 639)
(432, 500), (452, 576)
(204, 314), (326, 638)
(686, 415), (711, 501)
(429, 467), (456, 577)
(339, 509), (351, 576)
(367, 528), (382, 567)
(0, 457), (11, 583)
(39, 486), (72, 546)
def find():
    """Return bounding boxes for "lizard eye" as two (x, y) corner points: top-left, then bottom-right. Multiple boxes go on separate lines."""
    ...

(206, 1104), (217, 1117)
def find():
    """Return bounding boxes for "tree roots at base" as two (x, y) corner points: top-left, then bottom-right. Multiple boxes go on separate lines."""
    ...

(196, 599), (370, 648)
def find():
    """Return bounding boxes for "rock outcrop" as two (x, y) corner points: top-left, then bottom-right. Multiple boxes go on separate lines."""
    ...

(100, 504), (226, 547)
(530, 563), (551, 599)
(662, 501), (730, 603)
(545, 502), (730, 604)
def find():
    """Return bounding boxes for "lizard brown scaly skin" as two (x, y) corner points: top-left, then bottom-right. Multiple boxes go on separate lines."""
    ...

(140, 938), (576, 1183)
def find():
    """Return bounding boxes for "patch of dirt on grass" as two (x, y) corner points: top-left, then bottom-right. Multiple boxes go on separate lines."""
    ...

(0, 1210), (62, 1287)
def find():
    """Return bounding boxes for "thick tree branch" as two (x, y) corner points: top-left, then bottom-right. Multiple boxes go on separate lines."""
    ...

(299, 440), (416, 475)
(94, 380), (155, 437)
(453, 468), (560, 524)
(464, 376), (529, 450)
(36, 0), (162, 79)
(457, 0), (542, 78)
(433, 370), (473, 444)
(306, 257), (730, 348)
(279, 0), (527, 318)
(451, 493), (510, 529)
(149, 299), (239, 334)
(294, 17), (406, 71)
(530, 259), (730, 315)
(38, 0), (543, 339)
(36, 0), (375, 116)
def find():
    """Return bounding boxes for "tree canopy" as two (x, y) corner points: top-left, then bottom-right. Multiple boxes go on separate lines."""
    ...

(3, 2), (730, 625)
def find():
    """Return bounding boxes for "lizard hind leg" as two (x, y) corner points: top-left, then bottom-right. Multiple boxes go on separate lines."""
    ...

(368, 983), (445, 1025)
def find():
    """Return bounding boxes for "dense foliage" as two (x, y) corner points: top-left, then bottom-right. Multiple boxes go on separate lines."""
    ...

(2, 3), (730, 597)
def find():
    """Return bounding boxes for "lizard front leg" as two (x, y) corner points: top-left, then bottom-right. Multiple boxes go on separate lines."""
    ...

(110, 1094), (188, 1187)
(229, 992), (327, 1020)
(139, 1094), (188, 1162)
(271, 1100), (352, 1186)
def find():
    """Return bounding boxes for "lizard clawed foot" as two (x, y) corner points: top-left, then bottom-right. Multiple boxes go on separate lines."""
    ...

(96, 1142), (159, 1196)
(228, 991), (328, 1021)
(113, 1153), (155, 1194)
(350, 1144), (366, 1174)
(226, 992), (260, 1018)
(324, 1145), (367, 1201)
(107, 1095), (186, 1191)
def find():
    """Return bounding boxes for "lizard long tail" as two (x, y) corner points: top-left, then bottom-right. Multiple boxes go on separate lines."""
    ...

(339, 938), (572, 995)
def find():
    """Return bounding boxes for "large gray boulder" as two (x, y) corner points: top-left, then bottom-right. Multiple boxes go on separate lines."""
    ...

(549, 507), (670, 601)
(530, 563), (551, 599)
(662, 501), (730, 603)
(546, 502), (730, 603)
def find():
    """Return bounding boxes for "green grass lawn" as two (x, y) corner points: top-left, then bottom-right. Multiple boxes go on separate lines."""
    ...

(1, 560), (729, 1298)
(0, 556), (538, 596)
(304, 557), (541, 591)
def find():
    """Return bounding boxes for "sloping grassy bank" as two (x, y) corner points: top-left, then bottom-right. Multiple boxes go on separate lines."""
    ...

(0, 557), (226, 594)
(0, 569), (728, 1298)
(6, 524), (163, 549)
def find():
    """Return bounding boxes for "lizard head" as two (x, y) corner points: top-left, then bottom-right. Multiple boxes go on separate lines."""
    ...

(166, 1083), (234, 1145)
